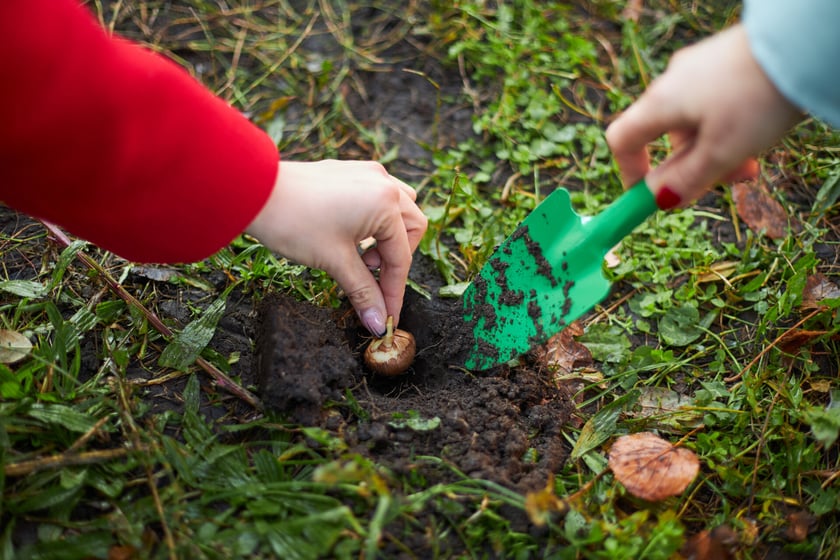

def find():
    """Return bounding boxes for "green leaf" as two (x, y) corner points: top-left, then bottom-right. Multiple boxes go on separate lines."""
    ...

(805, 389), (840, 447)
(810, 167), (840, 220)
(811, 486), (840, 515)
(68, 307), (98, 335)
(13, 482), (83, 514)
(0, 364), (24, 399)
(182, 374), (215, 450)
(0, 280), (48, 299)
(388, 412), (441, 432)
(263, 508), (355, 560)
(658, 303), (704, 346)
(571, 389), (640, 460)
(49, 239), (87, 289)
(438, 281), (470, 298)
(806, 408), (840, 447)
(16, 529), (111, 558)
(159, 295), (227, 371)
(266, 114), (286, 144)
(578, 324), (631, 363)
(95, 300), (125, 323)
(253, 449), (284, 483)
(27, 403), (98, 433)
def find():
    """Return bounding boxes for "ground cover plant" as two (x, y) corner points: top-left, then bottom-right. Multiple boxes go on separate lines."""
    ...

(1, 0), (839, 558)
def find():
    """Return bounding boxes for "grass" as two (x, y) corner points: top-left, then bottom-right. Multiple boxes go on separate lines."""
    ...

(2, 0), (840, 558)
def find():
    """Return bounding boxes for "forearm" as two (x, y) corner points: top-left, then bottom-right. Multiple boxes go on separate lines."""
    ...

(0, 0), (278, 263)
(743, 0), (840, 127)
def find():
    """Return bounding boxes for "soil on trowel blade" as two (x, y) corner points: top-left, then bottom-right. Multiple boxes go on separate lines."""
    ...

(255, 257), (573, 494)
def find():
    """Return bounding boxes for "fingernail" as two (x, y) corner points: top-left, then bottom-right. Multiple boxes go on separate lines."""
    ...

(360, 309), (386, 337)
(656, 186), (682, 210)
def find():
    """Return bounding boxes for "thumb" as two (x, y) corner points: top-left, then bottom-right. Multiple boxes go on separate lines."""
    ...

(327, 247), (389, 337)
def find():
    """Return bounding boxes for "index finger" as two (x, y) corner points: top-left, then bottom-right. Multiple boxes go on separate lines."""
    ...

(373, 213), (413, 325)
(606, 85), (694, 187)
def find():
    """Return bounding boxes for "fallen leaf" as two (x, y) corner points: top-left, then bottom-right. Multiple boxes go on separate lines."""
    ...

(0, 329), (32, 364)
(801, 273), (840, 309)
(740, 517), (760, 546)
(777, 329), (830, 355)
(534, 321), (593, 374)
(784, 510), (817, 542)
(633, 386), (702, 429)
(695, 261), (740, 284)
(732, 181), (798, 239)
(524, 475), (568, 526)
(680, 525), (738, 560)
(108, 545), (138, 560)
(604, 246), (621, 269)
(608, 431), (700, 501)
(809, 378), (832, 393)
(130, 265), (179, 282)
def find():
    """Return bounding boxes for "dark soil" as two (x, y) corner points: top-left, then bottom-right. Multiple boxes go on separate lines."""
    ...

(0, 207), (47, 281)
(251, 254), (572, 555)
(255, 255), (572, 494)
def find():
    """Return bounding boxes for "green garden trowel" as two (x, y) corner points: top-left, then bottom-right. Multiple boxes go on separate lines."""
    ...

(462, 180), (658, 370)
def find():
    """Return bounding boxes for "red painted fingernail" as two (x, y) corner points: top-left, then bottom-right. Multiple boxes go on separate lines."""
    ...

(656, 186), (682, 210)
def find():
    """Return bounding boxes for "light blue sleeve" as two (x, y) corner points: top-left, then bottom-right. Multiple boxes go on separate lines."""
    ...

(743, 0), (840, 127)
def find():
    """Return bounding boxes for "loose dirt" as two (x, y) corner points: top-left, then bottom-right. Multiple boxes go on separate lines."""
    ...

(254, 256), (573, 495)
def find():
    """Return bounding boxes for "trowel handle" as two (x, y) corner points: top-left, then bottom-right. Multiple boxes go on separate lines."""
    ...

(585, 180), (658, 250)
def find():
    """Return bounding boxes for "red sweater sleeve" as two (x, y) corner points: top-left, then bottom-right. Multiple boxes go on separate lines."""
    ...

(0, 0), (279, 263)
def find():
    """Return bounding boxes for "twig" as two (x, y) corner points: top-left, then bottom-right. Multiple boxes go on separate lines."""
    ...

(747, 390), (780, 513)
(724, 307), (824, 382)
(4, 447), (142, 477)
(584, 289), (636, 327)
(66, 415), (111, 454)
(40, 220), (263, 411)
(821, 468), (840, 490)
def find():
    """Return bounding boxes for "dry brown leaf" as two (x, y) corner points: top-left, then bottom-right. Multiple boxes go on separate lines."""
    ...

(784, 510), (817, 543)
(740, 517), (760, 546)
(604, 247), (621, 269)
(608, 432), (699, 501)
(809, 378), (833, 393)
(695, 261), (739, 284)
(801, 273), (840, 309)
(680, 525), (738, 560)
(108, 545), (139, 560)
(777, 328), (830, 355)
(534, 321), (593, 374)
(732, 181), (798, 239)
(0, 329), (32, 364)
(524, 475), (568, 526)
